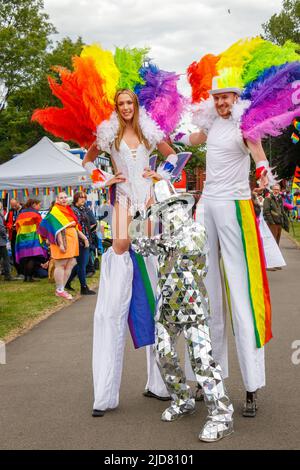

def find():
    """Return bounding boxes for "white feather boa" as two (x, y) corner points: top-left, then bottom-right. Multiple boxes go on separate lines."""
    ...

(96, 107), (164, 153)
(191, 97), (251, 134)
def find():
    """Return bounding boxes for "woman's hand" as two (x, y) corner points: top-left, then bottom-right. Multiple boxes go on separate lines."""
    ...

(83, 141), (99, 166)
(106, 172), (126, 187)
(84, 238), (90, 248)
(59, 244), (66, 253)
(142, 168), (163, 181)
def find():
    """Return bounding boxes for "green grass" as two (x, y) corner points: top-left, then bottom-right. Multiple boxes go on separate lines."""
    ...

(0, 271), (99, 341)
(289, 221), (300, 243)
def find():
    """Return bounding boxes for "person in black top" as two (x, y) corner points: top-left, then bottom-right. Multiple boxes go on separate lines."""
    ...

(65, 192), (96, 295)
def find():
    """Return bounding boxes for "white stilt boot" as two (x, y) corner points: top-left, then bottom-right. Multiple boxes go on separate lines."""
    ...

(93, 247), (133, 411)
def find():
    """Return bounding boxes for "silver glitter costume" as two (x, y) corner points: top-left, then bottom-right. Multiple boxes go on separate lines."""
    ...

(130, 181), (234, 442)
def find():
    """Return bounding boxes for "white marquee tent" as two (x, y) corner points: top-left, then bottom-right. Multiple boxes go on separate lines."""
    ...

(0, 137), (90, 190)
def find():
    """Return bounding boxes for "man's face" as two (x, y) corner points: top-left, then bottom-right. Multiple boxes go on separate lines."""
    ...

(10, 199), (18, 209)
(213, 92), (237, 118)
(272, 186), (281, 196)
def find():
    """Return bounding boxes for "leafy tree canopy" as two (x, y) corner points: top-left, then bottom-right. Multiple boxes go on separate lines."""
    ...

(0, 0), (56, 109)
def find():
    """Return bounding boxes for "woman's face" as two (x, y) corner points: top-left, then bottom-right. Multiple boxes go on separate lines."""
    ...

(57, 193), (69, 206)
(76, 194), (86, 208)
(117, 93), (135, 122)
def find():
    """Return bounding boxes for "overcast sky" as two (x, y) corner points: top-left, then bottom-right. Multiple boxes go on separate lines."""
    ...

(43, 0), (283, 95)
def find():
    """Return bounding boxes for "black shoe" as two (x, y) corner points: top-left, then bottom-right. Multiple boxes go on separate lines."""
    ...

(243, 391), (258, 417)
(65, 283), (75, 292)
(27, 277), (40, 282)
(92, 409), (105, 417)
(143, 390), (171, 401)
(81, 286), (96, 295)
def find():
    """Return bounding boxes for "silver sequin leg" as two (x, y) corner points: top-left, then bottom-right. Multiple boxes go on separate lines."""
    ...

(155, 321), (195, 421)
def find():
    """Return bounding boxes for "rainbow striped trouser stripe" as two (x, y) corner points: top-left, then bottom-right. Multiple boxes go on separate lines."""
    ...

(199, 198), (272, 392)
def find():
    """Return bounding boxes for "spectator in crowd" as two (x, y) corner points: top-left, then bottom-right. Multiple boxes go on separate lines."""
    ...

(84, 197), (98, 277)
(5, 198), (23, 278)
(0, 202), (14, 281)
(263, 184), (286, 245)
(65, 192), (96, 295)
(15, 199), (47, 282)
(293, 190), (300, 221)
(38, 192), (88, 299)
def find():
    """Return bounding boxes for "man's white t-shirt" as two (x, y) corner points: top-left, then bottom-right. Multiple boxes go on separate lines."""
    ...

(202, 116), (251, 200)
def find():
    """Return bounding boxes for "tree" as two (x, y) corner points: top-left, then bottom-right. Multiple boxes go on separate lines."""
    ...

(0, 36), (85, 163)
(262, 0), (300, 45)
(265, 129), (300, 180)
(0, 0), (56, 110)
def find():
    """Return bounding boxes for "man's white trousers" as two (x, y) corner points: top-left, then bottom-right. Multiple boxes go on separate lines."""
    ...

(196, 198), (265, 392)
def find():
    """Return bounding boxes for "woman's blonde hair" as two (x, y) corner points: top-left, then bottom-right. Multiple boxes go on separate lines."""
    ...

(114, 89), (150, 151)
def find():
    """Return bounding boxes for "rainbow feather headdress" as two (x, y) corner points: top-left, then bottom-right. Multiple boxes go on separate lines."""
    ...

(32, 44), (186, 148)
(187, 37), (300, 142)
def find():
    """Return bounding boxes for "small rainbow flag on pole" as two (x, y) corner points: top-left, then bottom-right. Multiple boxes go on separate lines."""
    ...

(23, 188), (29, 198)
(12, 189), (18, 198)
(43, 188), (50, 196)
(33, 188), (39, 196)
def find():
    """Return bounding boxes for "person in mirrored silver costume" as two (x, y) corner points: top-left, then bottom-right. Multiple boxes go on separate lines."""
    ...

(130, 180), (234, 442)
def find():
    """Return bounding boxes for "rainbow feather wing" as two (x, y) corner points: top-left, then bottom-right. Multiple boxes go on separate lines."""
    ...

(32, 107), (94, 146)
(136, 63), (186, 135)
(241, 61), (300, 141)
(80, 44), (120, 105)
(32, 43), (185, 145)
(114, 46), (149, 90)
(187, 54), (219, 103)
(32, 66), (97, 147)
(32, 44), (118, 147)
(241, 40), (299, 86)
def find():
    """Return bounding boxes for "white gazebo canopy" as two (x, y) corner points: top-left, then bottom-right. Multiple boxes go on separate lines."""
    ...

(0, 137), (90, 190)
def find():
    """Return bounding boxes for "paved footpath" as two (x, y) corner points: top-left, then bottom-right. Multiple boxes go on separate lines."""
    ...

(0, 235), (299, 450)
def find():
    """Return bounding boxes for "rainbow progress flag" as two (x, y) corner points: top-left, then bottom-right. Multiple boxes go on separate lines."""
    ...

(38, 203), (78, 245)
(235, 200), (272, 348)
(15, 209), (47, 263)
(128, 250), (156, 349)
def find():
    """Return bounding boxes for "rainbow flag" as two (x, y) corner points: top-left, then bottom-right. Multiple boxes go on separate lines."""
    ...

(44, 188), (50, 196)
(38, 203), (79, 244)
(15, 209), (47, 263)
(12, 189), (18, 198)
(33, 188), (39, 196)
(128, 250), (156, 348)
(235, 200), (272, 348)
(22, 188), (29, 198)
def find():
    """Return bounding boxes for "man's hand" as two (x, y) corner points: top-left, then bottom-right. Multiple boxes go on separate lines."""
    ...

(257, 168), (269, 189)
(143, 168), (162, 181)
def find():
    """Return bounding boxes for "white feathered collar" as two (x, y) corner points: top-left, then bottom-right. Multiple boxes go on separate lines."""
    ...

(96, 106), (164, 153)
(191, 96), (251, 134)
